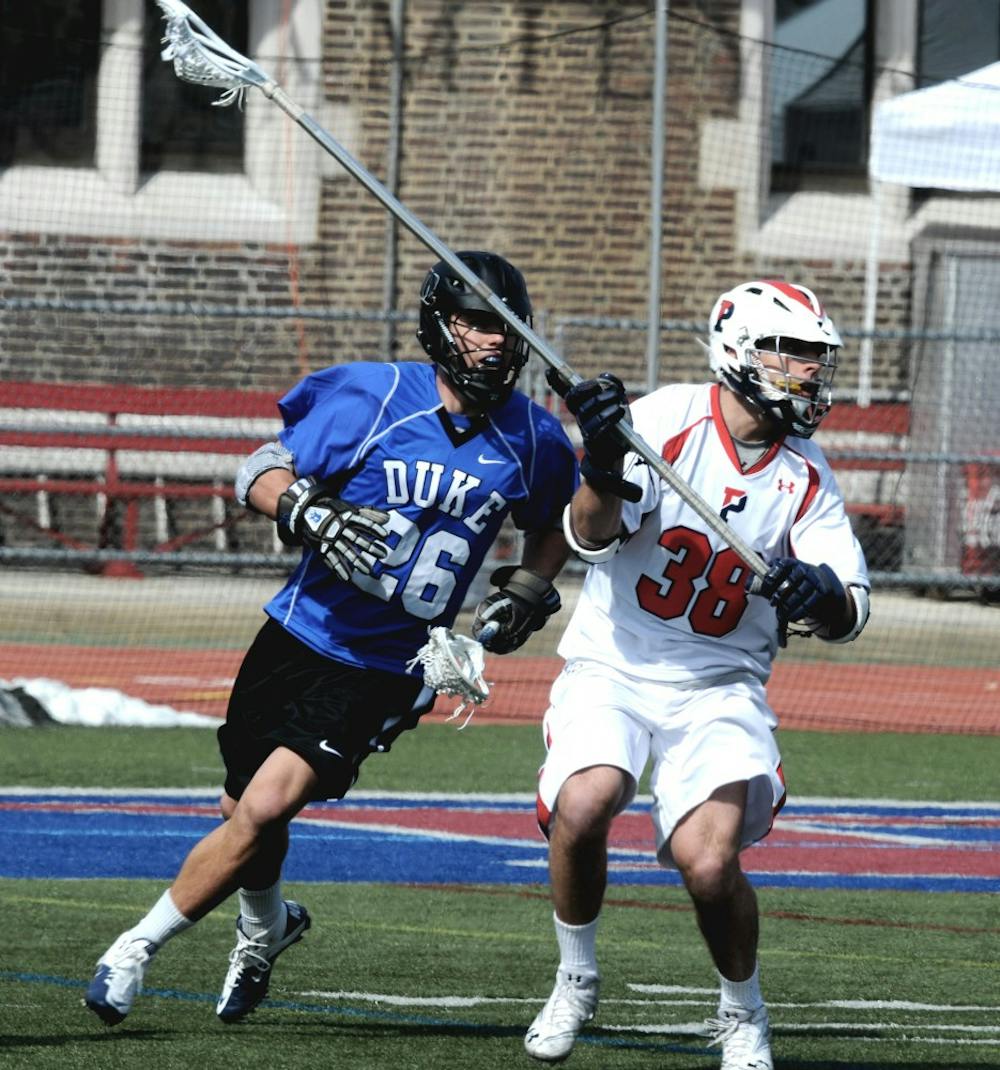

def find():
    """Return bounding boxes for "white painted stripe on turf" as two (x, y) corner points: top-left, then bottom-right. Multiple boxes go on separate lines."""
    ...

(626, 986), (1000, 1012)
(296, 991), (540, 1007)
(291, 816), (545, 851)
(773, 819), (997, 848)
(2, 785), (998, 813)
(297, 991), (717, 1007)
(597, 1022), (1000, 1039)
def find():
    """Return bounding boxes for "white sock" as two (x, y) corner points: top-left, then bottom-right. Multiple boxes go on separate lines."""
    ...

(718, 963), (764, 1012)
(238, 883), (286, 942)
(128, 890), (193, 949)
(554, 912), (600, 978)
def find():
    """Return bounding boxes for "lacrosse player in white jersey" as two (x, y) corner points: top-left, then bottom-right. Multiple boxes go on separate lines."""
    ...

(524, 280), (870, 1069)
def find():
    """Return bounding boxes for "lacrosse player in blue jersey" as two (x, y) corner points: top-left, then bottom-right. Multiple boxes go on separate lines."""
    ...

(85, 251), (577, 1027)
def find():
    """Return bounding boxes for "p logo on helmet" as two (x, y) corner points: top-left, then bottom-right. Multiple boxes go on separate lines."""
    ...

(713, 299), (735, 333)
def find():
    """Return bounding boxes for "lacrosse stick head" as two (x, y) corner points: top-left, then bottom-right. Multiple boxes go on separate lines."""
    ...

(155, 0), (272, 107)
(406, 627), (491, 727)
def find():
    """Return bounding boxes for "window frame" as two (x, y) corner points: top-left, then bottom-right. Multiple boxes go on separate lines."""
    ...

(768, 0), (875, 191)
(698, 0), (1000, 261)
(0, 0), (328, 242)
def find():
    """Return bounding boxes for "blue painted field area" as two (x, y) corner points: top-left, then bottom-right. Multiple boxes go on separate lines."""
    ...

(2, 790), (998, 893)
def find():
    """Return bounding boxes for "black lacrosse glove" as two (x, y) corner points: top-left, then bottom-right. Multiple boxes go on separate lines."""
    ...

(754, 557), (848, 632)
(277, 476), (390, 582)
(565, 373), (641, 502)
(471, 566), (561, 654)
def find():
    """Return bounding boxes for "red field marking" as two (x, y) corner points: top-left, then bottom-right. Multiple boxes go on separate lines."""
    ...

(1, 643), (997, 734)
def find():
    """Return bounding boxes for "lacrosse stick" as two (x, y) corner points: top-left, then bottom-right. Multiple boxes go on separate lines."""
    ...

(154, 0), (769, 583)
(406, 627), (491, 728)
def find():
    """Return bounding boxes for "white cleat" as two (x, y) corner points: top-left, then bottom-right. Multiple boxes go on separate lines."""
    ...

(84, 932), (157, 1025)
(703, 1004), (773, 1070)
(524, 969), (600, 1063)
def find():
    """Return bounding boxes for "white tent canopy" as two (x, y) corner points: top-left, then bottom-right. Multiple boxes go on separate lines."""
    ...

(870, 61), (1000, 189)
(861, 62), (1000, 405)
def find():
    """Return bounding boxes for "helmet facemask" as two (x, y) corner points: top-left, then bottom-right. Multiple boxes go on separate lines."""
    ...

(417, 252), (532, 410)
(742, 337), (838, 437)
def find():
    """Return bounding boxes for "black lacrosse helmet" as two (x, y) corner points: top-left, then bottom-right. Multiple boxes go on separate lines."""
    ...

(417, 251), (532, 409)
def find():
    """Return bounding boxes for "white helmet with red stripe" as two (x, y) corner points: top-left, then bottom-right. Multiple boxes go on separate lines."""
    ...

(707, 279), (842, 437)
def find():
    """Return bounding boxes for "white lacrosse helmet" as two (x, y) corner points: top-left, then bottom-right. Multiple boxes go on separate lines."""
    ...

(707, 279), (842, 437)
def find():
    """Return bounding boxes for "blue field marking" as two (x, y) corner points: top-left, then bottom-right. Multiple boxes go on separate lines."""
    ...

(2, 791), (998, 893)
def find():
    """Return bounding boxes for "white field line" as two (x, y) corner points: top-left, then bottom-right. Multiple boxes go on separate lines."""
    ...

(299, 986), (1000, 1018)
(772, 819), (996, 849)
(628, 985), (1000, 1011)
(290, 987), (1000, 1045)
(2, 785), (998, 813)
(505, 857), (997, 882)
(291, 816), (544, 850)
(598, 1023), (1000, 1044)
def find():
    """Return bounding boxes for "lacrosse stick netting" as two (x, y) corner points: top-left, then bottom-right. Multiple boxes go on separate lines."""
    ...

(407, 628), (491, 728)
(154, 0), (770, 581)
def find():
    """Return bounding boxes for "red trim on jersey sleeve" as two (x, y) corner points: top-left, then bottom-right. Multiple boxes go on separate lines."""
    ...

(662, 410), (710, 465)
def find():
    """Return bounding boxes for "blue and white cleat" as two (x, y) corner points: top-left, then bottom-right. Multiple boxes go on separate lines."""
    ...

(216, 900), (311, 1023)
(84, 932), (158, 1025)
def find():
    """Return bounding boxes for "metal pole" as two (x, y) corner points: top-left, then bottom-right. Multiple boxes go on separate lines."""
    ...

(645, 0), (669, 395)
(382, 0), (405, 360)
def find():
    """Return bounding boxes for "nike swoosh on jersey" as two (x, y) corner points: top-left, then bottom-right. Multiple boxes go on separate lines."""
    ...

(318, 740), (344, 757)
(478, 453), (503, 465)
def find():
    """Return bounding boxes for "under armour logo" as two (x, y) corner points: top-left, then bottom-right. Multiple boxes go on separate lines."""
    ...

(720, 486), (747, 522)
(777, 479), (795, 494)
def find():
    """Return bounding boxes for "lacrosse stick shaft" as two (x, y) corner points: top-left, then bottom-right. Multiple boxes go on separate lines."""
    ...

(264, 88), (768, 579)
(159, 3), (767, 580)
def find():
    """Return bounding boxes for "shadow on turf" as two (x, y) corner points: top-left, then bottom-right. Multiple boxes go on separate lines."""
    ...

(1, 1030), (166, 1049)
(215, 1018), (1000, 1069)
(7, 1014), (995, 1069)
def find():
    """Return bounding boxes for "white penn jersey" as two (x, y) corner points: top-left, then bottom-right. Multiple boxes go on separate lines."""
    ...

(559, 382), (869, 685)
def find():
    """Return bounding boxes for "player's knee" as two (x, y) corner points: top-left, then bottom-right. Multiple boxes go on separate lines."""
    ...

(555, 767), (628, 840)
(675, 845), (741, 901)
(229, 784), (296, 839)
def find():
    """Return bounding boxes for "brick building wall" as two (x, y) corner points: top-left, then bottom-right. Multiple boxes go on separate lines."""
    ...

(0, 0), (911, 397)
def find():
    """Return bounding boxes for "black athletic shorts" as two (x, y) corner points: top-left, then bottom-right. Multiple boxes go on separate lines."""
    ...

(218, 617), (432, 802)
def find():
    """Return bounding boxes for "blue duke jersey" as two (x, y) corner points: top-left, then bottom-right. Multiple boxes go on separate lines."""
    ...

(265, 362), (578, 674)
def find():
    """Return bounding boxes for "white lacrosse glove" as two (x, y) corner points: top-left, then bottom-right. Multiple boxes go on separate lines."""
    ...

(276, 476), (390, 582)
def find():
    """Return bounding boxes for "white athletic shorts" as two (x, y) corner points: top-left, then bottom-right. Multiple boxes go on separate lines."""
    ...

(536, 658), (786, 868)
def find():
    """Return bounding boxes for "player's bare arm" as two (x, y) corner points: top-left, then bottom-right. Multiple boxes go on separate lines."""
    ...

(521, 526), (571, 582)
(246, 466), (296, 519)
(568, 481), (624, 549)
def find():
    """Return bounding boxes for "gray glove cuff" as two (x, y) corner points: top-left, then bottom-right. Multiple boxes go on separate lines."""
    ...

(489, 566), (561, 615)
(235, 440), (295, 508)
